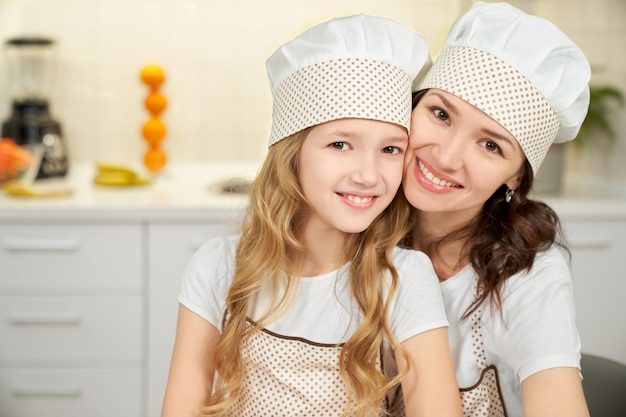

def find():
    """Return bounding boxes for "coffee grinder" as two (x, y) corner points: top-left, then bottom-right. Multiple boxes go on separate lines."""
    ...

(1, 37), (68, 180)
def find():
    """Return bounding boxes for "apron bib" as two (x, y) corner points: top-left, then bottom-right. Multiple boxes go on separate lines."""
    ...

(227, 322), (394, 416)
(459, 298), (508, 417)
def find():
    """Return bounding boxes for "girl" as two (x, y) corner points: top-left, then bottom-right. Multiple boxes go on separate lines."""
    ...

(161, 15), (462, 417)
(402, 2), (591, 417)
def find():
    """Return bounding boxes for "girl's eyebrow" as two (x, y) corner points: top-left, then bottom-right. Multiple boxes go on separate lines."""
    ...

(322, 129), (407, 143)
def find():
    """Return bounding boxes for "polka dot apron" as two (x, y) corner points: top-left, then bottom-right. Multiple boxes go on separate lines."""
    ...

(226, 322), (397, 416)
(459, 303), (508, 417)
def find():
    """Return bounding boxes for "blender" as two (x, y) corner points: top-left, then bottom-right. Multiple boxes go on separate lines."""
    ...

(1, 37), (68, 180)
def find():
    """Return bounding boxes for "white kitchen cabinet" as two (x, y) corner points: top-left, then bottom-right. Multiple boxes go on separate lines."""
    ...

(146, 221), (238, 417)
(562, 220), (626, 365)
(0, 223), (144, 417)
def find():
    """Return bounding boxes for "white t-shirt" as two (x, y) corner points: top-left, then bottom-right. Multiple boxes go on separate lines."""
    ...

(441, 246), (582, 417)
(179, 234), (448, 345)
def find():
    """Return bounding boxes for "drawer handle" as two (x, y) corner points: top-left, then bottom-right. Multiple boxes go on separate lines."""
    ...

(568, 235), (611, 249)
(9, 311), (82, 325)
(13, 383), (82, 397)
(3, 238), (80, 252)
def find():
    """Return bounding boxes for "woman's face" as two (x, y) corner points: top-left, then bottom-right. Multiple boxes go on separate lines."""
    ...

(403, 89), (525, 219)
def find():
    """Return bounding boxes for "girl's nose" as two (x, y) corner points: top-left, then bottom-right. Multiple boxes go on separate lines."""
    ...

(350, 155), (379, 187)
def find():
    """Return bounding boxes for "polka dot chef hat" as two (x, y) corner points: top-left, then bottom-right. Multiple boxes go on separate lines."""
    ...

(266, 14), (432, 147)
(417, 1), (591, 174)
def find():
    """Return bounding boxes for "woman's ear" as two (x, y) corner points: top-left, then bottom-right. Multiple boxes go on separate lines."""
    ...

(504, 164), (525, 191)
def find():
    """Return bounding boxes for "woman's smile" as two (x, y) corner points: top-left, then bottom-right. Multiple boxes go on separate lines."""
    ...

(416, 159), (461, 189)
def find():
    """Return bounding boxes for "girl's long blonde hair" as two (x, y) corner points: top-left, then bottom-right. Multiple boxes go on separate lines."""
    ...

(206, 129), (415, 417)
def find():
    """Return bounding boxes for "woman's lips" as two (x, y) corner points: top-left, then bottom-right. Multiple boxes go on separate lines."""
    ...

(413, 158), (461, 193)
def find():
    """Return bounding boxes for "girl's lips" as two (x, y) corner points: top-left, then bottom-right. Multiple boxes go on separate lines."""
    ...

(413, 158), (461, 193)
(338, 193), (377, 209)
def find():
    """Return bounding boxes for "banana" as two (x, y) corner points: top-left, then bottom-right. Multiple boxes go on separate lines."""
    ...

(94, 162), (151, 186)
(3, 180), (73, 197)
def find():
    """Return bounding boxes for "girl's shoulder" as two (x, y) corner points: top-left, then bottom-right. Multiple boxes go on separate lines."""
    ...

(185, 234), (239, 277)
(391, 246), (441, 286)
(392, 245), (433, 268)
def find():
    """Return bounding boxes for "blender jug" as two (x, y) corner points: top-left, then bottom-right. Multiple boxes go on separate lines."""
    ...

(1, 37), (68, 180)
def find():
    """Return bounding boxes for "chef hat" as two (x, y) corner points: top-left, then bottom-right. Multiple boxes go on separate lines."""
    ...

(417, 1), (591, 174)
(266, 14), (432, 147)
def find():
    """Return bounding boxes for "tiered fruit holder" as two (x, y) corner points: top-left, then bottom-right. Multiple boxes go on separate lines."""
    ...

(140, 64), (168, 172)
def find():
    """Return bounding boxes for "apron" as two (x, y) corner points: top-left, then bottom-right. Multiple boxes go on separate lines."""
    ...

(458, 302), (508, 417)
(226, 321), (396, 417)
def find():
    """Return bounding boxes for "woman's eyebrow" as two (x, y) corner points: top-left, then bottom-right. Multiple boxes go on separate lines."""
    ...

(430, 91), (517, 148)
(481, 127), (517, 148)
(430, 92), (460, 116)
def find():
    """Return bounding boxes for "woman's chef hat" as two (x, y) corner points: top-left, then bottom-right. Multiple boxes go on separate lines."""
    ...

(266, 14), (431, 147)
(417, 2), (591, 174)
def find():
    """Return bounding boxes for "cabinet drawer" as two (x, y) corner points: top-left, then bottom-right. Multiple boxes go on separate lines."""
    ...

(0, 368), (141, 417)
(561, 220), (626, 365)
(0, 296), (142, 364)
(0, 223), (142, 293)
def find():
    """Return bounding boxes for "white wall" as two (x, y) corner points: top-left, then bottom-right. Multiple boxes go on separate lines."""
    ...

(0, 0), (624, 180)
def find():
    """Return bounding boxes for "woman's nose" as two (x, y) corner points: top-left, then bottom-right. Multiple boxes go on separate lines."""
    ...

(433, 134), (465, 172)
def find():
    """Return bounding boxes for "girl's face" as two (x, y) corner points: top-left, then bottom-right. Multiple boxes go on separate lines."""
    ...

(403, 89), (525, 220)
(298, 118), (407, 236)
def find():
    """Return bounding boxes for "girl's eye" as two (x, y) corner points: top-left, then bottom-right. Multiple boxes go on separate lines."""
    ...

(481, 140), (502, 155)
(382, 146), (402, 155)
(330, 142), (349, 150)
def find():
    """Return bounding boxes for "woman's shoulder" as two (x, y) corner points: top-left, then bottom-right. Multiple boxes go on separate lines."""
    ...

(503, 245), (571, 296)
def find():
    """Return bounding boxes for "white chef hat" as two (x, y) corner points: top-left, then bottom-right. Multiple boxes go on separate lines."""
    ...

(417, 1), (591, 174)
(266, 14), (432, 147)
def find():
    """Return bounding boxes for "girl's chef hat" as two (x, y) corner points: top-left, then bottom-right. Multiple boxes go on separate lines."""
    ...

(418, 1), (591, 174)
(266, 14), (431, 147)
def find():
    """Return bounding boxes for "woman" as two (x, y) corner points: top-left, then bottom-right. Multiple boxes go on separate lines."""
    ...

(402, 2), (591, 416)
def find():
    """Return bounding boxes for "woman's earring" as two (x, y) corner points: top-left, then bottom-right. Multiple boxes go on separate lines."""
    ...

(505, 188), (515, 203)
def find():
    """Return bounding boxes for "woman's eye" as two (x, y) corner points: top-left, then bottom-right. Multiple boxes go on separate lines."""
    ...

(482, 140), (502, 154)
(330, 142), (349, 150)
(433, 108), (449, 121)
(382, 146), (402, 155)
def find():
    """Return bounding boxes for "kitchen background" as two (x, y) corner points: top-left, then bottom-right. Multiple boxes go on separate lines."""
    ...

(0, 0), (624, 182)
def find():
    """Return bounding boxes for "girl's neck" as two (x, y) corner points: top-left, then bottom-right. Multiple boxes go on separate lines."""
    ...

(411, 211), (471, 281)
(299, 220), (349, 277)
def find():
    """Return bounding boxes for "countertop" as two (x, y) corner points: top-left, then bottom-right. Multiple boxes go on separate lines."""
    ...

(0, 162), (260, 223)
(1, 162), (626, 223)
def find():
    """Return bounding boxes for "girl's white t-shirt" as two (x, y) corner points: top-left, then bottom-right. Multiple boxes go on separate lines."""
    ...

(441, 246), (582, 416)
(178, 235), (448, 345)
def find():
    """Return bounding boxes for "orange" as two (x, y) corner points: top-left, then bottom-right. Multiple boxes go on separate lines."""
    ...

(140, 64), (165, 88)
(142, 116), (166, 146)
(144, 148), (167, 172)
(145, 92), (167, 114)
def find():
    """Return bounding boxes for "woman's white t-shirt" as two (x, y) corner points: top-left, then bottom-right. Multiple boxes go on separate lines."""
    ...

(441, 246), (582, 416)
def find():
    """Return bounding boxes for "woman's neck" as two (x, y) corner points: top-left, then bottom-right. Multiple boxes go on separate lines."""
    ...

(411, 211), (472, 281)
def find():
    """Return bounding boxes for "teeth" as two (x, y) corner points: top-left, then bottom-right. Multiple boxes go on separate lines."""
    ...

(346, 195), (373, 204)
(418, 161), (459, 188)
